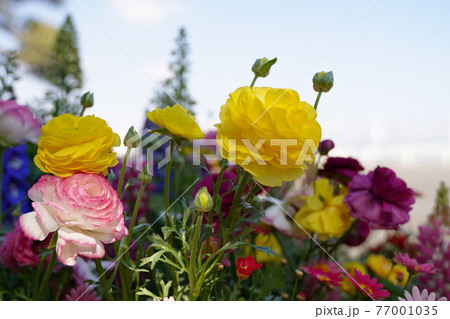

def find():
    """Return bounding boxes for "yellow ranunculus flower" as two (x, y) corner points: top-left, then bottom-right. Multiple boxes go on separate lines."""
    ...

(215, 86), (321, 187)
(147, 104), (204, 140)
(341, 262), (368, 295)
(294, 179), (351, 240)
(366, 254), (392, 279)
(34, 114), (120, 177)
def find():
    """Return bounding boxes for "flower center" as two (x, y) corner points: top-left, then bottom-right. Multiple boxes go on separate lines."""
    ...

(360, 284), (373, 296)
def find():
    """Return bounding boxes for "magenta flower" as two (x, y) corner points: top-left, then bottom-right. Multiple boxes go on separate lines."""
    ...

(318, 157), (363, 185)
(20, 173), (128, 266)
(318, 139), (335, 156)
(344, 166), (415, 229)
(394, 252), (437, 274)
(0, 220), (41, 272)
(301, 262), (344, 288)
(0, 100), (41, 147)
(349, 270), (390, 300)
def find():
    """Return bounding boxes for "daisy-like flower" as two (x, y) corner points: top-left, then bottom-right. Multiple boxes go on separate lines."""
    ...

(349, 270), (390, 300)
(399, 286), (447, 301)
(394, 252), (437, 275)
(64, 283), (101, 301)
(236, 255), (262, 280)
(302, 261), (344, 288)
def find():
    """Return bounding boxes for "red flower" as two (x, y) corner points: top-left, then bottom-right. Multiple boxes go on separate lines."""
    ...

(349, 270), (390, 300)
(236, 255), (262, 280)
(394, 252), (437, 275)
(302, 262), (344, 288)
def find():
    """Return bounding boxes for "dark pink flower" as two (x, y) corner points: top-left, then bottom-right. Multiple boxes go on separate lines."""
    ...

(394, 252), (437, 275)
(302, 264), (343, 288)
(0, 220), (41, 272)
(344, 166), (415, 229)
(349, 270), (390, 300)
(318, 157), (363, 185)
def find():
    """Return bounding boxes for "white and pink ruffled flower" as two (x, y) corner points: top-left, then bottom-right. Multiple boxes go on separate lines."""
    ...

(0, 99), (41, 147)
(20, 173), (128, 266)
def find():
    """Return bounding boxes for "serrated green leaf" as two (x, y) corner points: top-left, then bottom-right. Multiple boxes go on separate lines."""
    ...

(140, 250), (165, 269)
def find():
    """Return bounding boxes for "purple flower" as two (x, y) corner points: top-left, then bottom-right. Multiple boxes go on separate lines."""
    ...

(318, 139), (335, 156)
(318, 157), (364, 185)
(344, 166), (415, 229)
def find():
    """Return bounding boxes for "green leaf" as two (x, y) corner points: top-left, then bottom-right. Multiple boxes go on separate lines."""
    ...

(140, 250), (165, 270)
(47, 231), (58, 249)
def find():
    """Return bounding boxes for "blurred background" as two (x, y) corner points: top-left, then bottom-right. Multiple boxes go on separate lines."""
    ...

(1, 0), (449, 229)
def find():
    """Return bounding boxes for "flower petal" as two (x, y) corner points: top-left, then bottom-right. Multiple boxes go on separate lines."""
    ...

(19, 211), (50, 241)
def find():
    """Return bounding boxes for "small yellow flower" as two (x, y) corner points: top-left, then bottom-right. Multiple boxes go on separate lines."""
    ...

(294, 179), (352, 240)
(216, 86), (321, 187)
(147, 104), (204, 140)
(34, 114), (120, 177)
(366, 254), (392, 279)
(387, 264), (409, 286)
(340, 262), (367, 295)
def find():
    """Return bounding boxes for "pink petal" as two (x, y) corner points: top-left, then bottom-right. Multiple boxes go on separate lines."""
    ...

(32, 202), (59, 232)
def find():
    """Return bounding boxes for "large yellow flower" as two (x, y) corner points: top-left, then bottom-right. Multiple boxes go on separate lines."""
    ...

(147, 104), (204, 140)
(294, 179), (352, 240)
(216, 86), (321, 187)
(34, 114), (120, 177)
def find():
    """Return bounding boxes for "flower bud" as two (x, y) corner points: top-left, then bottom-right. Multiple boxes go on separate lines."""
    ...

(80, 91), (94, 108)
(193, 186), (213, 212)
(252, 57), (277, 78)
(294, 269), (304, 279)
(124, 126), (140, 148)
(313, 71), (334, 92)
(318, 139), (335, 156)
(296, 292), (306, 301)
(216, 263), (224, 271)
(281, 292), (289, 300)
(138, 166), (152, 184)
(280, 258), (289, 265)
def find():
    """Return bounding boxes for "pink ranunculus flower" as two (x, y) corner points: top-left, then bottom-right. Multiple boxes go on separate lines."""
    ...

(0, 220), (41, 272)
(19, 173), (128, 266)
(0, 100), (41, 147)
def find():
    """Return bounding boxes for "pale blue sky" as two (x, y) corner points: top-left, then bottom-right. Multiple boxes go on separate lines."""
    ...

(4, 0), (450, 158)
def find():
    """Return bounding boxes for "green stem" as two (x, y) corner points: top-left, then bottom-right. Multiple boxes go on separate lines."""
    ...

(79, 106), (87, 116)
(95, 259), (114, 301)
(162, 138), (179, 295)
(164, 139), (175, 223)
(313, 90), (323, 111)
(36, 249), (57, 300)
(226, 171), (251, 229)
(0, 147), (4, 228)
(126, 183), (146, 245)
(229, 278), (243, 301)
(189, 211), (205, 300)
(32, 254), (46, 300)
(117, 147), (132, 197)
(250, 75), (258, 89)
(291, 277), (299, 301)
